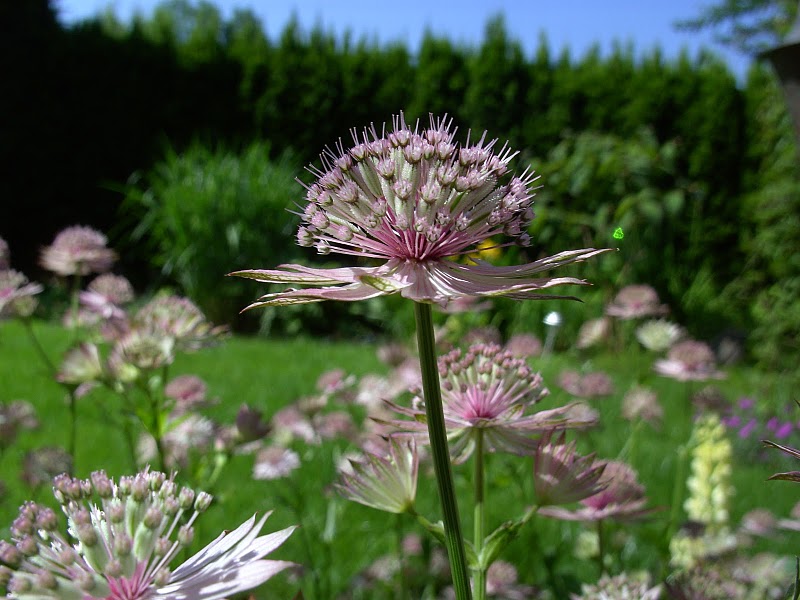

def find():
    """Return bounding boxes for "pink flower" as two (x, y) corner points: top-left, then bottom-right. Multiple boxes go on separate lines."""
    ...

(39, 225), (117, 276)
(3, 470), (295, 599)
(654, 339), (725, 382)
(336, 438), (418, 514)
(231, 114), (609, 308)
(382, 343), (597, 463)
(605, 284), (668, 320)
(540, 461), (656, 522)
(533, 430), (607, 506)
(557, 370), (615, 398)
(0, 270), (42, 318)
(253, 446), (301, 480)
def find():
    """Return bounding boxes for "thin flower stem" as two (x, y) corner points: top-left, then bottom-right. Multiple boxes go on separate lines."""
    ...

(413, 301), (472, 600)
(21, 317), (58, 376)
(67, 389), (78, 472)
(473, 430), (486, 600)
(596, 519), (606, 575)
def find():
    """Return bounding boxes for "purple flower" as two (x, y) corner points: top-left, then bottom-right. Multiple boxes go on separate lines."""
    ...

(231, 114), (609, 308)
(0, 270), (42, 318)
(382, 343), (596, 463)
(532, 430), (607, 506)
(738, 418), (758, 439)
(654, 340), (725, 382)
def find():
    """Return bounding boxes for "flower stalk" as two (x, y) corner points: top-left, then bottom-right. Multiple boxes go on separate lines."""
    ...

(473, 429), (486, 600)
(414, 301), (472, 600)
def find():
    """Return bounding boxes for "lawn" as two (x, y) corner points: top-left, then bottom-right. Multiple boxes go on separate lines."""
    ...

(1, 316), (798, 598)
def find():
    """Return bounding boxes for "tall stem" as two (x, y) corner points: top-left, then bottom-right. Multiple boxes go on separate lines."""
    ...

(413, 302), (472, 600)
(473, 430), (486, 600)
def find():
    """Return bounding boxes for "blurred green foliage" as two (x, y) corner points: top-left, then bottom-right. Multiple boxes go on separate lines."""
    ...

(3, 0), (799, 370)
(123, 142), (300, 326)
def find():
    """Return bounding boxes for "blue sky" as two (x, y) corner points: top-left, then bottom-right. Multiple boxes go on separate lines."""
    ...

(55, 0), (755, 80)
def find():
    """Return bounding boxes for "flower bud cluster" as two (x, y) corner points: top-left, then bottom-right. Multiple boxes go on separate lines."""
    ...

(1, 469), (211, 598)
(298, 114), (536, 261)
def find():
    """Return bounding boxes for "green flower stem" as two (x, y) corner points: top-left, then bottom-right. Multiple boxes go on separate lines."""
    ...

(474, 430), (486, 600)
(596, 519), (606, 575)
(21, 318), (58, 376)
(413, 301), (472, 600)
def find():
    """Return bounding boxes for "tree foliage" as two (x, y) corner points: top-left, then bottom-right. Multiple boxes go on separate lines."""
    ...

(3, 0), (799, 368)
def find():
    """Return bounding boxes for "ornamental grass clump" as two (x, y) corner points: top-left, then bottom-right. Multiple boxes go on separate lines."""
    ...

(231, 113), (610, 599)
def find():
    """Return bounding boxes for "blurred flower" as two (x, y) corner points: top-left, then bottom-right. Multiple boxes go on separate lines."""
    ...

(56, 342), (103, 386)
(3, 469), (295, 599)
(108, 328), (175, 377)
(635, 319), (684, 352)
(576, 316), (611, 350)
(316, 368), (354, 395)
(0, 236), (9, 269)
(0, 401), (39, 450)
(0, 270), (42, 318)
(165, 374), (213, 412)
(231, 114), (608, 309)
(692, 385), (728, 413)
(605, 284), (668, 319)
(654, 340), (725, 381)
(463, 325), (502, 346)
(572, 572), (661, 600)
(135, 295), (225, 352)
(87, 273), (134, 305)
(739, 508), (777, 539)
(39, 225), (116, 276)
(383, 343), (596, 463)
(20, 446), (71, 488)
(621, 386), (663, 427)
(684, 414), (734, 530)
(540, 461), (655, 522)
(314, 410), (357, 441)
(484, 560), (536, 599)
(504, 332), (542, 358)
(533, 429), (606, 506)
(235, 404), (271, 443)
(557, 370), (615, 398)
(377, 342), (410, 367)
(253, 446), (301, 480)
(138, 414), (216, 470)
(438, 295), (493, 315)
(336, 438), (418, 514)
(271, 404), (317, 446)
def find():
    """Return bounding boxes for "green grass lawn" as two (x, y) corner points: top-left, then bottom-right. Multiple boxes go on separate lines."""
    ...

(1, 318), (798, 598)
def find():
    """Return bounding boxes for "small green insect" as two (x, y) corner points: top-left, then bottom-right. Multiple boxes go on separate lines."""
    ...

(612, 227), (624, 240)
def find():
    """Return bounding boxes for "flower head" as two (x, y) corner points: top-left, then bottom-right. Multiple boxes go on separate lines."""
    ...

(572, 572), (661, 600)
(605, 284), (668, 320)
(56, 342), (104, 386)
(621, 386), (663, 427)
(382, 343), (596, 463)
(231, 114), (609, 308)
(336, 438), (418, 514)
(0, 401), (39, 450)
(3, 469), (295, 599)
(39, 225), (117, 276)
(540, 461), (655, 522)
(253, 446), (301, 481)
(134, 295), (225, 352)
(0, 270), (42, 318)
(557, 370), (615, 398)
(533, 430), (607, 506)
(575, 317), (611, 350)
(654, 339), (725, 381)
(635, 319), (683, 352)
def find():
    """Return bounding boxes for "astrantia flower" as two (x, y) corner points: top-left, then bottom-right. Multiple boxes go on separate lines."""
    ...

(252, 446), (301, 481)
(571, 572), (661, 600)
(56, 342), (104, 386)
(382, 343), (597, 463)
(3, 469), (295, 599)
(39, 225), (117, 276)
(134, 295), (225, 352)
(336, 438), (418, 514)
(78, 274), (134, 330)
(0, 401), (39, 450)
(165, 375), (213, 413)
(621, 386), (663, 427)
(654, 339), (725, 381)
(533, 429), (606, 506)
(605, 284), (668, 320)
(540, 461), (655, 522)
(575, 316), (610, 350)
(0, 270), (42, 318)
(504, 332), (542, 358)
(231, 114), (609, 308)
(557, 370), (615, 398)
(635, 319), (684, 352)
